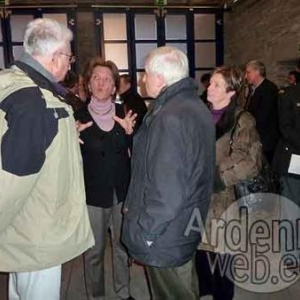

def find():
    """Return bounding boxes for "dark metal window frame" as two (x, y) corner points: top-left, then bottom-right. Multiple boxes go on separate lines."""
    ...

(1, 8), (77, 70)
(94, 7), (223, 90)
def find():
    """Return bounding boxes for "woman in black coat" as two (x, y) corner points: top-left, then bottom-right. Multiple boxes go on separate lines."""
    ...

(75, 57), (135, 300)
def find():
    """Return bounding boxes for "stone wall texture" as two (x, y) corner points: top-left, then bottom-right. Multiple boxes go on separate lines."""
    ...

(224, 0), (300, 86)
(76, 11), (97, 74)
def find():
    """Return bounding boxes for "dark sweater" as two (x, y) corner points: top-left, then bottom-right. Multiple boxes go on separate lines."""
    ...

(74, 104), (130, 208)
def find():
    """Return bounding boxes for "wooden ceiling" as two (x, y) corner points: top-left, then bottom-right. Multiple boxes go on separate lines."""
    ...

(3, 0), (239, 9)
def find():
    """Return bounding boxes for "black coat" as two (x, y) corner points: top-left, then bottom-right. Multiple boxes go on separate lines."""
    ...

(122, 78), (215, 268)
(273, 83), (300, 177)
(74, 104), (130, 208)
(247, 78), (279, 162)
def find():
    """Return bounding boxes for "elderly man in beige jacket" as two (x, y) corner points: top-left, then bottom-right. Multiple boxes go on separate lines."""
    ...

(0, 18), (94, 300)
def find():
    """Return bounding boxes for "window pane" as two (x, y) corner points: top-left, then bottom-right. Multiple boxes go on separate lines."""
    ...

(165, 15), (186, 40)
(0, 47), (4, 69)
(194, 14), (215, 40)
(135, 15), (157, 40)
(43, 14), (68, 26)
(103, 14), (127, 41)
(195, 42), (216, 68)
(13, 45), (24, 61)
(10, 15), (34, 42)
(135, 43), (157, 69)
(104, 43), (128, 70)
(166, 43), (187, 55)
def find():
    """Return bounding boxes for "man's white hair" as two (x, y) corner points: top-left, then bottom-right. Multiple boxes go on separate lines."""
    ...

(23, 18), (73, 57)
(145, 46), (189, 86)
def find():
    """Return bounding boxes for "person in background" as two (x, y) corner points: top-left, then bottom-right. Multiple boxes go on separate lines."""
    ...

(244, 60), (279, 165)
(60, 70), (87, 111)
(199, 72), (211, 105)
(122, 46), (215, 300)
(197, 65), (262, 300)
(75, 57), (136, 300)
(273, 79), (300, 266)
(287, 70), (300, 86)
(0, 18), (94, 300)
(279, 70), (300, 95)
(296, 58), (300, 73)
(118, 74), (148, 132)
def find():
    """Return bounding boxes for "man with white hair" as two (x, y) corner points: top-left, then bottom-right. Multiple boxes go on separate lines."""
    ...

(245, 60), (279, 164)
(122, 46), (215, 299)
(0, 18), (94, 300)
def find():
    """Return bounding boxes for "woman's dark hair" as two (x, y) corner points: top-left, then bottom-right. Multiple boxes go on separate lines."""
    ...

(212, 66), (245, 139)
(83, 56), (120, 99)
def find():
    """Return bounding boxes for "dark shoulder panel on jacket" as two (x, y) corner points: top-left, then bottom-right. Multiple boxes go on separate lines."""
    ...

(0, 87), (58, 176)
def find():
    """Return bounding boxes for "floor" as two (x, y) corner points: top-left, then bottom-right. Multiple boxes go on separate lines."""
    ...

(1, 245), (300, 300)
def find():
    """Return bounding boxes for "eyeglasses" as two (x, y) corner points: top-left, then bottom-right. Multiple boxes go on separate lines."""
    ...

(59, 53), (76, 64)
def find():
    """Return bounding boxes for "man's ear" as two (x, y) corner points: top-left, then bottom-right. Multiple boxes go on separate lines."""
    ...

(51, 52), (60, 71)
(157, 74), (166, 90)
(52, 52), (58, 64)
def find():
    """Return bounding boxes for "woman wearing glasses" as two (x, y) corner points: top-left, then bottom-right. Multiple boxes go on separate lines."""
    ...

(75, 57), (135, 300)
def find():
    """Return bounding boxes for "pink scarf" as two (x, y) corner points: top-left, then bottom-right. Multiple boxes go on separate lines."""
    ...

(88, 96), (116, 132)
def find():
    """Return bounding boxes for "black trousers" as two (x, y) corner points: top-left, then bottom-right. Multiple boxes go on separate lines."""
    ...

(195, 250), (234, 300)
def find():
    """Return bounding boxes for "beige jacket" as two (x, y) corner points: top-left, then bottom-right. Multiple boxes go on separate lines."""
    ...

(200, 110), (262, 253)
(0, 66), (94, 272)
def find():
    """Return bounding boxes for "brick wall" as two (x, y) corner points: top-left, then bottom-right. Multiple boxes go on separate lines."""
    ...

(224, 0), (300, 87)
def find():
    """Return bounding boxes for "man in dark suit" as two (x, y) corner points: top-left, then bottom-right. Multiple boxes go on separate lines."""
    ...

(273, 82), (300, 264)
(273, 82), (300, 197)
(118, 74), (148, 132)
(245, 60), (279, 165)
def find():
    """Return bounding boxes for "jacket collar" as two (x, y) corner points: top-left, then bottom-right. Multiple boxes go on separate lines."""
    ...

(144, 77), (197, 126)
(13, 60), (66, 99)
(19, 52), (57, 82)
(155, 77), (197, 107)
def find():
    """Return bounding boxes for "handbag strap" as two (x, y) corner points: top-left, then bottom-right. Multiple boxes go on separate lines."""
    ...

(229, 110), (246, 155)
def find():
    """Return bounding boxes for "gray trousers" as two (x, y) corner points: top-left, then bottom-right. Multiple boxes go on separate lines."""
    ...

(146, 258), (199, 300)
(84, 200), (130, 300)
